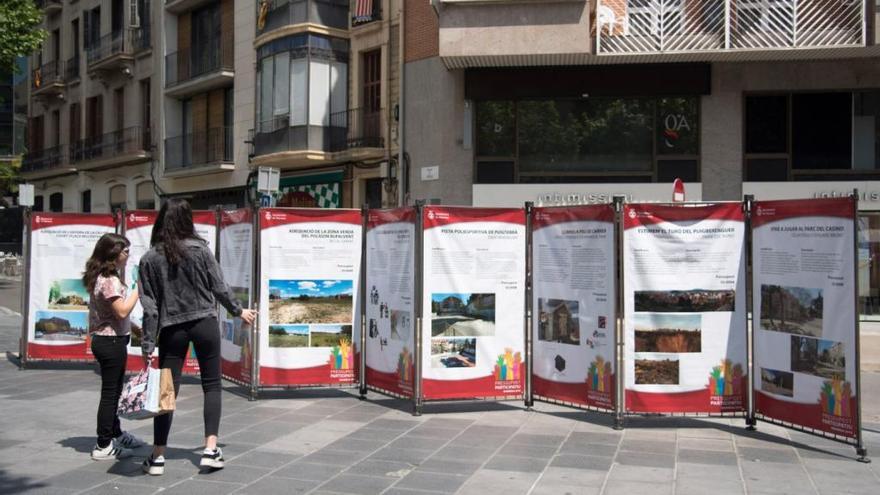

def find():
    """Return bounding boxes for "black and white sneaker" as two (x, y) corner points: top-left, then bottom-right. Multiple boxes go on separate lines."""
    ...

(91, 443), (133, 461)
(142, 454), (165, 476)
(115, 431), (147, 449)
(199, 447), (224, 469)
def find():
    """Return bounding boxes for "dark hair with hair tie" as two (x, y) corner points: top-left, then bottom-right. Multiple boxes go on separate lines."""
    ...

(82, 233), (131, 292)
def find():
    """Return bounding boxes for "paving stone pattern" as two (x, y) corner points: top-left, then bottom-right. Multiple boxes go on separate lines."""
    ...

(1, 358), (879, 494)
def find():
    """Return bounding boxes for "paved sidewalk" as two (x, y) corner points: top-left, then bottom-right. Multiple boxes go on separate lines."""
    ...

(1, 358), (879, 495)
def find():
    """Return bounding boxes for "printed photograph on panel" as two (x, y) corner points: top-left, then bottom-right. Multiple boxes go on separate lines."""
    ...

(431, 293), (495, 337)
(760, 285), (823, 337)
(268, 280), (353, 324)
(761, 367), (794, 397)
(634, 314), (701, 353)
(538, 298), (580, 346)
(268, 324), (309, 348)
(634, 289), (735, 312)
(431, 337), (477, 368)
(635, 357), (680, 385)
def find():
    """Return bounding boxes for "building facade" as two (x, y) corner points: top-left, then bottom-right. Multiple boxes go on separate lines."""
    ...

(403, 1), (880, 316)
(22, 0), (156, 213)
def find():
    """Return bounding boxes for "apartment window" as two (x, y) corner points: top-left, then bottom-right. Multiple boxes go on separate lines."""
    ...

(84, 7), (101, 51)
(112, 0), (124, 35)
(744, 91), (880, 181)
(114, 87), (124, 132)
(51, 110), (60, 147)
(474, 96), (700, 184)
(192, 3), (221, 74)
(86, 95), (103, 140)
(30, 115), (44, 152)
(364, 177), (383, 209)
(33, 195), (44, 212)
(51, 29), (60, 67)
(49, 192), (63, 213)
(136, 182), (155, 209)
(81, 190), (91, 213)
(109, 184), (127, 211)
(69, 103), (81, 146)
(141, 78), (151, 139)
(362, 49), (381, 140)
(72, 19), (80, 60)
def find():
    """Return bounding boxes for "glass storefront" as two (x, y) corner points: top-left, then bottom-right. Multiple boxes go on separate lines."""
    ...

(859, 213), (880, 319)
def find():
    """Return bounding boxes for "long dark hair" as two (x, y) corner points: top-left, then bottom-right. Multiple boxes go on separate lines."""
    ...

(150, 198), (204, 265)
(83, 233), (130, 293)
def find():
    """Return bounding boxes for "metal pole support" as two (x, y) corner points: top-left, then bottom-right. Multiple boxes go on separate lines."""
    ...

(744, 195), (757, 431)
(19, 207), (32, 370)
(524, 202), (534, 410)
(613, 196), (625, 431)
(852, 190), (870, 463)
(250, 206), (262, 401)
(413, 202), (425, 416)
(359, 205), (369, 400)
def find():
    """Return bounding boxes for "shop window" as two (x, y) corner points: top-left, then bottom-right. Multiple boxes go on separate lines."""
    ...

(475, 97), (699, 184)
(49, 193), (63, 212)
(744, 91), (880, 181)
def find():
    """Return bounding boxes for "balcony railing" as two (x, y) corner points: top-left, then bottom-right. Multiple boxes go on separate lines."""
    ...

(21, 145), (67, 174)
(65, 56), (80, 82)
(329, 107), (384, 150)
(595, 0), (866, 55)
(256, 0), (349, 36)
(86, 29), (147, 66)
(31, 61), (64, 91)
(351, 0), (382, 27)
(70, 126), (150, 164)
(36, 0), (63, 12)
(165, 41), (233, 88)
(164, 127), (233, 172)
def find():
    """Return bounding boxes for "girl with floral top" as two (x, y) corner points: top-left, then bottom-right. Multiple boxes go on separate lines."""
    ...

(82, 233), (147, 460)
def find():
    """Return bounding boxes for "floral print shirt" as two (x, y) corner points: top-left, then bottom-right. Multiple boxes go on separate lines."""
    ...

(88, 274), (131, 337)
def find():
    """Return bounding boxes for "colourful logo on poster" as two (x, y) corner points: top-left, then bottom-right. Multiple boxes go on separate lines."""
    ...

(820, 378), (851, 417)
(398, 347), (412, 383)
(329, 340), (354, 370)
(494, 348), (522, 382)
(708, 359), (743, 396)
(587, 356), (612, 393)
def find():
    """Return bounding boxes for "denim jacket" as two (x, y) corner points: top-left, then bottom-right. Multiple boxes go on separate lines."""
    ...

(138, 238), (242, 355)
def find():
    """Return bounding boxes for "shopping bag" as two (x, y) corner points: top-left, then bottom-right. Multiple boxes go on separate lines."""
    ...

(158, 368), (176, 412)
(118, 368), (160, 420)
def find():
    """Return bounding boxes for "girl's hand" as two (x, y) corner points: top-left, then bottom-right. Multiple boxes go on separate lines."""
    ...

(240, 309), (257, 325)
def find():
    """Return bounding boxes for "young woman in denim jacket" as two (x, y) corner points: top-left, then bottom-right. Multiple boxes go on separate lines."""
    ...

(138, 199), (256, 475)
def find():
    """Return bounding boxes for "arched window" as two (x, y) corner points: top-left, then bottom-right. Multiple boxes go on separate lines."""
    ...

(49, 192), (63, 212)
(109, 184), (127, 212)
(136, 182), (155, 209)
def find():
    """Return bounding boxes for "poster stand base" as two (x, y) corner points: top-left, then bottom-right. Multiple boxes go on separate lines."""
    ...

(856, 448), (871, 463)
(746, 416), (757, 431)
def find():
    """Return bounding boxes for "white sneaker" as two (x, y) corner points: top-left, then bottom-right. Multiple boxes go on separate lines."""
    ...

(91, 443), (133, 461)
(199, 447), (224, 469)
(142, 454), (165, 476)
(115, 431), (148, 449)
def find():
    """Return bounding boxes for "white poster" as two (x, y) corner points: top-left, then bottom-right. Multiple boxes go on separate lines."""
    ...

(258, 208), (363, 386)
(421, 206), (526, 400)
(623, 203), (747, 413)
(27, 213), (117, 361)
(752, 198), (858, 439)
(532, 205), (616, 410)
(218, 209), (254, 384)
(365, 208), (416, 397)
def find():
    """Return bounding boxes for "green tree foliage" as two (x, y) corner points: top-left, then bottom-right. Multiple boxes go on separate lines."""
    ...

(0, 0), (47, 74)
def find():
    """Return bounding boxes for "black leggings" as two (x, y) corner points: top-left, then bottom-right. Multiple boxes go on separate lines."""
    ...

(153, 316), (222, 447)
(92, 334), (130, 448)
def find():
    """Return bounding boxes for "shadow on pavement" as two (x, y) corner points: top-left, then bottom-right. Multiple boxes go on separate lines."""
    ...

(0, 469), (48, 494)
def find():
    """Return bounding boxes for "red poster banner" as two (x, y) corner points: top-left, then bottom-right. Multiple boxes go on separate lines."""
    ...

(752, 197), (858, 439)
(27, 213), (117, 362)
(258, 208), (363, 387)
(421, 206), (526, 400)
(532, 205), (616, 411)
(623, 203), (748, 414)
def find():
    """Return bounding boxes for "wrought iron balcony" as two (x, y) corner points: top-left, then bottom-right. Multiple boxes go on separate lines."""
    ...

(69, 126), (151, 169)
(595, 0), (866, 55)
(36, 0), (63, 15)
(329, 107), (384, 151)
(31, 61), (65, 97)
(165, 41), (234, 96)
(164, 127), (233, 174)
(86, 29), (148, 72)
(65, 56), (81, 82)
(21, 145), (68, 176)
